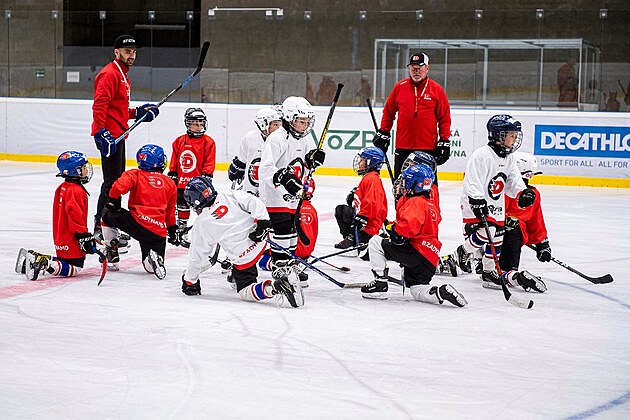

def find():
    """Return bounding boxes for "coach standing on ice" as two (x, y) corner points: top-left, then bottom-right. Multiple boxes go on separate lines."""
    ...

(91, 34), (160, 241)
(373, 53), (452, 179)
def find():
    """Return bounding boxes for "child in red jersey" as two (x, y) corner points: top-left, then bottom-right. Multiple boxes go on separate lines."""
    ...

(362, 164), (467, 307)
(167, 108), (216, 237)
(16, 151), (97, 280)
(101, 144), (177, 279)
(499, 152), (552, 285)
(334, 147), (387, 259)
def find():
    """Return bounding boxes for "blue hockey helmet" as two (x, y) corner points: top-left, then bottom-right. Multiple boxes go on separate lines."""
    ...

(184, 176), (218, 211)
(402, 163), (434, 196)
(353, 146), (385, 175)
(136, 144), (167, 172)
(56, 150), (93, 184)
(486, 114), (522, 157)
(401, 151), (436, 173)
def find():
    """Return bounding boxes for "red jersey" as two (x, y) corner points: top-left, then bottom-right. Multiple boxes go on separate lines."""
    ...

(505, 187), (548, 246)
(353, 171), (388, 236)
(394, 195), (442, 267)
(53, 181), (90, 260)
(381, 77), (451, 150)
(169, 134), (217, 188)
(296, 200), (318, 258)
(109, 169), (177, 237)
(91, 58), (136, 138)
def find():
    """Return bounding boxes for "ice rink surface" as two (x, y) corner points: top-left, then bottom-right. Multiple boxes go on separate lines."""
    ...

(1, 161), (629, 420)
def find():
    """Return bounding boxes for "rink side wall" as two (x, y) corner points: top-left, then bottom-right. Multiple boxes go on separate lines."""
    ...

(0, 98), (628, 188)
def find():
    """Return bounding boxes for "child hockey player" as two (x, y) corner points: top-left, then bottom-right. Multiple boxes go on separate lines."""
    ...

(258, 96), (325, 287)
(180, 176), (303, 308)
(16, 151), (97, 280)
(227, 106), (282, 195)
(167, 107), (216, 241)
(449, 115), (545, 293)
(499, 152), (552, 279)
(334, 146), (387, 256)
(101, 144), (178, 279)
(362, 164), (467, 307)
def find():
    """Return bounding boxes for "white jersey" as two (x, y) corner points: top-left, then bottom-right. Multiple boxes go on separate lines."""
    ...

(184, 190), (269, 282)
(234, 130), (265, 195)
(460, 145), (526, 225)
(259, 126), (309, 212)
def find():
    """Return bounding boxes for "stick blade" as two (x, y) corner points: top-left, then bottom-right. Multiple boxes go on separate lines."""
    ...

(97, 258), (107, 286)
(591, 274), (614, 284)
(508, 295), (534, 309)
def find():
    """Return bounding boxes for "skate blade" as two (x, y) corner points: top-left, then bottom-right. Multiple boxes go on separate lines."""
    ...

(482, 281), (502, 290)
(361, 292), (388, 300)
(15, 248), (28, 274)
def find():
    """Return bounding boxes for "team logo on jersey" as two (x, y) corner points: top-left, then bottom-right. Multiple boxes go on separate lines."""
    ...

(210, 205), (228, 219)
(148, 175), (165, 189)
(179, 150), (198, 173)
(487, 173), (507, 200)
(429, 207), (438, 222)
(248, 157), (261, 187)
(300, 213), (313, 224)
(287, 157), (305, 180)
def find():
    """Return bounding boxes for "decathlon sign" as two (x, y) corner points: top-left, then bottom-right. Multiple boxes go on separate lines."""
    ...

(534, 125), (630, 158)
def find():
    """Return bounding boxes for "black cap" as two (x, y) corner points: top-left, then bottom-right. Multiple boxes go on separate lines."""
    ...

(408, 53), (429, 66)
(114, 35), (137, 49)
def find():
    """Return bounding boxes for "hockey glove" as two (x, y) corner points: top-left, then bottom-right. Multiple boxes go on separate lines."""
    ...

(202, 173), (213, 181)
(346, 187), (357, 206)
(518, 188), (536, 208)
(387, 224), (409, 246)
(181, 275), (201, 296)
(273, 167), (302, 196)
(249, 219), (272, 243)
(351, 214), (369, 231)
(167, 171), (178, 184)
(227, 157), (246, 182)
(305, 149), (326, 169)
(135, 103), (159, 122)
(435, 139), (451, 165)
(468, 197), (488, 219)
(373, 129), (391, 153)
(94, 128), (116, 158)
(535, 238), (552, 262)
(76, 232), (96, 254)
(104, 199), (121, 212)
(167, 225), (182, 247)
(505, 216), (520, 232)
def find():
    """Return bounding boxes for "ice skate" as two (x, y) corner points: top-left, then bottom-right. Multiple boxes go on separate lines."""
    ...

(481, 270), (502, 289)
(334, 235), (355, 250)
(145, 250), (167, 280)
(515, 270), (546, 293)
(272, 273), (304, 308)
(15, 248), (28, 274)
(439, 254), (458, 277)
(182, 279), (201, 296)
(431, 284), (468, 307)
(297, 270), (309, 288)
(117, 232), (131, 254)
(455, 245), (473, 273)
(103, 238), (120, 271)
(361, 269), (389, 300)
(25, 251), (51, 281)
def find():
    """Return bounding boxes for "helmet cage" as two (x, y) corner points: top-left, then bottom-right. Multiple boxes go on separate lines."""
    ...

(254, 107), (282, 138)
(401, 151), (437, 173)
(184, 108), (207, 138)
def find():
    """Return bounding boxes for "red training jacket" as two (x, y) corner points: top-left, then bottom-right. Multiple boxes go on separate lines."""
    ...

(91, 58), (136, 138)
(53, 181), (89, 260)
(169, 134), (217, 188)
(394, 195), (442, 267)
(505, 186), (548, 246)
(353, 171), (388, 236)
(380, 77), (451, 150)
(109, 169), (177, 237)
(296, 200), (318, 258)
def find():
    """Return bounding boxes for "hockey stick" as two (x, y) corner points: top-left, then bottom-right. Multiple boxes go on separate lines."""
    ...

(366, 98), (395, 186)
(115, 41), (210, 144)
(95, 249), (108, 286)
(313, 244), (368, 260)
(306, 253), (350, 272)
(481, 216), (534, 310)
(526, 244), (613, 284)
(295, 83), (344, 216)
(266, 239), (365, 288)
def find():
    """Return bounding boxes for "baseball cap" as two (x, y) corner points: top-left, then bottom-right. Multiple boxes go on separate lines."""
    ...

(408, 53), (429, 66)
(114, 35), (137, 49)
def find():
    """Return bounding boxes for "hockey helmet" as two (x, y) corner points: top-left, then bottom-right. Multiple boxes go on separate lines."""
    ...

(513, 152), (542, 180)
(401, 151), (436, 173)
(486, 114), (522, 157)
(136, 144), (167, 172)
(57, 150), (93, 184)
(184, 107), (207, 138)
(254, 106), (282, 138)
(353, 146), (385, 176)
(402, 164), (434, 196)
(281, 96), (315, 139)
(184, 176), (217, 210)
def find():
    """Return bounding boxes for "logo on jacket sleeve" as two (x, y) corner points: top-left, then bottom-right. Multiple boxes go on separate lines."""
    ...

(210, 205), (228, 219)
(148, 176), (165, 188)
(487, 173), (507, 200)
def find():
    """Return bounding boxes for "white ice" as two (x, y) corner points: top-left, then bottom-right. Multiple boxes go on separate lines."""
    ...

(0, 161), (629, 420)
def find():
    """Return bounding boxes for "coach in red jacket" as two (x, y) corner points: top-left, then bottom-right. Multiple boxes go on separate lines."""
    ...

(373, 53), (452, 179)
(91, 34), (159, 240)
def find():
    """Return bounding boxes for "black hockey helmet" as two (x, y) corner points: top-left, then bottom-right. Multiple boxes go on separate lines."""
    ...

(486, 114), (522, 157)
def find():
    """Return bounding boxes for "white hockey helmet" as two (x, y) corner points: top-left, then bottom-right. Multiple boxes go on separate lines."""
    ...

(281, 96), (315, 138)
(513, 152), (542, 180)
(254, 106), (282, 138)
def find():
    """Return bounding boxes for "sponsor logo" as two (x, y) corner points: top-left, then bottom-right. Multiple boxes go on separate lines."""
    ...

(137, 213), (166, 229)
(180, 150), (197, 173)
(210, 205), (228, 219)
(55, 244), (69, 251)
(421, 240), (439, 255)
(487, 173), (506, 200)
(238, 242), (259, 259)
(148, 176), (164, 188)
(535, 125), (630, 158)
